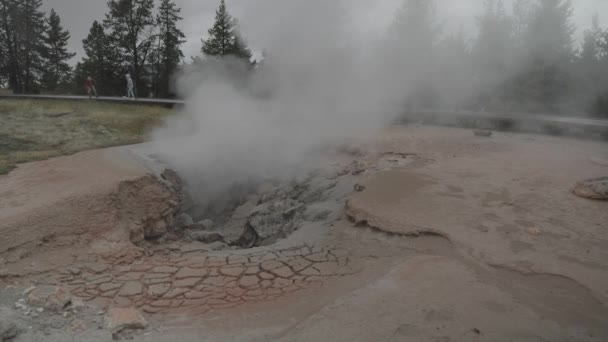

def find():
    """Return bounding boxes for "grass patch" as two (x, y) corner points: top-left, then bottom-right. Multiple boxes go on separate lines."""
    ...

(0, 99), (173, 175)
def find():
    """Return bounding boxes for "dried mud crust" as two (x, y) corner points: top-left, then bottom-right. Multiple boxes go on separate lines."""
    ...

(58, 246), (360, 316)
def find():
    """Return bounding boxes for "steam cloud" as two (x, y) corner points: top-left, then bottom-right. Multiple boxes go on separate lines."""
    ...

(150, 0), (414, 205)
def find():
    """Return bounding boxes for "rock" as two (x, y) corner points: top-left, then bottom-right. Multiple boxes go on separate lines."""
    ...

(221, 200), (259, 245)
(173, 213), (193, 230)
(526, 227), (542, 236)
(115, 174), (181, 242)
(105, 307), (148, 335)
(27, 286), (71, 311)
(198, 219), (214, 230)
(474, 130), (493, 137)
(573, 177), (608, 200)
(22, 286), (36, 296)
(354, 183), (366, 192)
(205, 241), (229, 251)
(160, 168), (183, 191)
(68, 267), (82, 276)
(0, 322), (20, 341)
(186, 230), (224, 244)
(248, 199), (304, 242)
(145, 220), (168, 239)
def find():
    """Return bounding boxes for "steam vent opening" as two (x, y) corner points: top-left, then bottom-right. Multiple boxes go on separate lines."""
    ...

(141, 153), (364, 252)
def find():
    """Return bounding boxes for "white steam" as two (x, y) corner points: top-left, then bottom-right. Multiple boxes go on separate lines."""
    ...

(151, 0), (414, 205)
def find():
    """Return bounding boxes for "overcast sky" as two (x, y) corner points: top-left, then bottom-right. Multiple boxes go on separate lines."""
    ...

(43, 0), (608, 63)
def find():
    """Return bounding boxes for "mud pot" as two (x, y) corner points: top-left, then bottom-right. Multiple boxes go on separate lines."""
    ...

(1, 125), (607, 341)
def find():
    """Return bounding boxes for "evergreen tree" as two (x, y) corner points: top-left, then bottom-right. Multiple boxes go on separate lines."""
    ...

(104, 0), (156, 97)
(18, 0), (47, 93)
(0, 0), (21, 92)
(154, 0), (185, 98)
(41, 9), (75, 92)
(472, 0), (515, 108)
(525, 0), (575, 63)
(77, 20), (123, 95)
(202, 0), (251, 60)
(388, 0), (441, 109)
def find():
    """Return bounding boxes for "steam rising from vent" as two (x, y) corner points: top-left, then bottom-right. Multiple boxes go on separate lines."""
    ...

(150, 0), (413, 205)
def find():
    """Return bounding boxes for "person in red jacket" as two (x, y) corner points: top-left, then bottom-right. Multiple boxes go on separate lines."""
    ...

(85, 76), (97, 99)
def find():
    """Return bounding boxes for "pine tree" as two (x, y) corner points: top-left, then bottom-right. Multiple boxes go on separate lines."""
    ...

(388, 0), (441, 110)
(525, 0), (575, 63)
(18, 0), (47, 93)
(77, 20), (123, 96)
(41, 9), (75, 92)
(473, 0), (515, 96)
(104, 0), (156, 97)
(0, 0), (21, 92)
(580, 14), (603, 63)
(202, 0), (251, 60)
(154, 0), (185, 98)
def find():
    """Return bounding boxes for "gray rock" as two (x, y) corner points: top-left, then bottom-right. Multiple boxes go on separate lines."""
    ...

(354, 183), (366, 192)
(221, 200), (259, 246)
(205, 241), (229, 251)
(160, 169), (183, 191)
(173, 213), (194, 230)
(474, 130), (493, 137)
(574, 177), (608, 200)
(0, 322), (20, 341)
(198, 219), (214, 230)
(248, 199), (304, 241)
(186, 230), (224, 244)
(27, 286), (71, 312)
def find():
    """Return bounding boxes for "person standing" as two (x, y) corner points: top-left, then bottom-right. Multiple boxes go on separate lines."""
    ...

(126, 73), (135, 99)
(85, 76), (97, 99)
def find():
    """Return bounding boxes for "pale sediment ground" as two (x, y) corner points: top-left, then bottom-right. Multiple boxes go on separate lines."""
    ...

(0, 125), (607, 341)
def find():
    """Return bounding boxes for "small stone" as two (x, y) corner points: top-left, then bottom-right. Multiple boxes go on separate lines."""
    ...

(0, 322), (20, 341)
(174, 213), (194, 229)
(105, 307), (148, 334)
(354, 183), (366, 192)
(68, 267), (82, 276)
(22, 286), (36, 296)
(526, 227), (542, 236)
(474, 130), (493, 137)
(198, 219), (215, 230)
(27, 286), (71, 311)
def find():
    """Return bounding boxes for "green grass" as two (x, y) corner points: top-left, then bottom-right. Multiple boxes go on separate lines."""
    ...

(0, 99), (173, 175)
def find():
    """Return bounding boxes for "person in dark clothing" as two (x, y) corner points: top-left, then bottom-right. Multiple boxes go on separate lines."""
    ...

(85, 76), (97, 99)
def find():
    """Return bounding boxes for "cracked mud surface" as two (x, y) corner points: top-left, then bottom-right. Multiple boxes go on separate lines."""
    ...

(1, 125), (607, 341)
(58, 245), (359, 316)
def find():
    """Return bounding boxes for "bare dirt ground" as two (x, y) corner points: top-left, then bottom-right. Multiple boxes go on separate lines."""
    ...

(1, 125), (607, 341)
